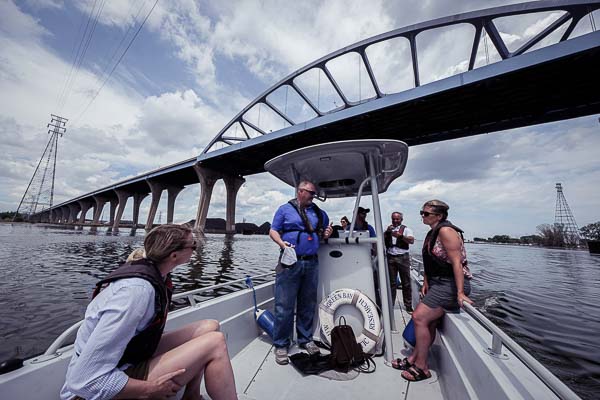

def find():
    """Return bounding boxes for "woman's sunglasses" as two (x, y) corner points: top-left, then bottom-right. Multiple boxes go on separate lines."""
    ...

(420, 210), (439, 217)
(178, 239), (198, 251)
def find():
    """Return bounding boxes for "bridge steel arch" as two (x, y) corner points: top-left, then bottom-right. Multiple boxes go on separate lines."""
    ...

(201, 0), (600, 174)
(33, 0), (600, 232)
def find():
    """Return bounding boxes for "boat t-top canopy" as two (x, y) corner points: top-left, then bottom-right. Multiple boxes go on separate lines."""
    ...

(264, 139), (408, 198)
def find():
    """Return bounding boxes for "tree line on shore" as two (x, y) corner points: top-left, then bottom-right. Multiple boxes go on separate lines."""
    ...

(474, 221), (600, 248)
(1, 211), (20, 221)
(4, 210), (600, 248)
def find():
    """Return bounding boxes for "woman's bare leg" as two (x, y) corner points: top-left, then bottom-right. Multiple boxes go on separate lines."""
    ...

(148, 331), (237, 400)
(428, 318), (439, 347)
(405, 302), (444, 374)
(154, 319), (220, 356)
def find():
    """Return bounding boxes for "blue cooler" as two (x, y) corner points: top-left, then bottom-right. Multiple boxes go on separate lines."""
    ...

(402, 318), (416, 347)
(255, 308), (275, 339)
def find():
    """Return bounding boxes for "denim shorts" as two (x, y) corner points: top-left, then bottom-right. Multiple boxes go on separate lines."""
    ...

(422, 276), (471, 311)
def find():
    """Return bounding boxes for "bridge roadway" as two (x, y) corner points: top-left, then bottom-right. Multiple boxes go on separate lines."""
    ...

(35, 1), (600, 233)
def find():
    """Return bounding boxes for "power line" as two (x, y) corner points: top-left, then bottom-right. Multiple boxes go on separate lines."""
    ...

(73, 0), (160, 124)
(56, 0), (104, 112)
(96, 0), (149, 88)
(54, 7), (87, 112)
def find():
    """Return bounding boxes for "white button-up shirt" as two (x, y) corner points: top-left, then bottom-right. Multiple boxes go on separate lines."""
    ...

(60, 278), (156, 400)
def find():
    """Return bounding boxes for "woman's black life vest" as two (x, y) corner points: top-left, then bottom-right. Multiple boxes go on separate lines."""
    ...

(384, 225), (409, 250)
(92, 259), (173, 367)
(280, 199), (324, 245)
(422, 220), (466, 278)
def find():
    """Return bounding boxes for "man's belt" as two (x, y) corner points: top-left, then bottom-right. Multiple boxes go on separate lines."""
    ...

(297, 254), (318, 261)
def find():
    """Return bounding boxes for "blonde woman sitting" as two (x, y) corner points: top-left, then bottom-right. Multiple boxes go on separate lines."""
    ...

(61, 224), (237, 400)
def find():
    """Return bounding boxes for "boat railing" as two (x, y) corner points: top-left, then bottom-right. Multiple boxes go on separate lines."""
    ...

(411, 256), (423, 275)
(409, 257), (579, 399)
(171, 272), (275, 306)
(43, 272), (276, 356)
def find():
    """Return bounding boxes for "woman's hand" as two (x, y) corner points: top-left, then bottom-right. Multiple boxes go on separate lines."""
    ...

(420, 280), (429, 297)
(147, 369), (185, 399)
(457, 292), (474, 308)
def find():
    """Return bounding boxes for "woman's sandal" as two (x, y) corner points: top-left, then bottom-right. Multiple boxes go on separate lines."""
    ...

(392, 357), (412, 370)
(401, 365), (432, 382)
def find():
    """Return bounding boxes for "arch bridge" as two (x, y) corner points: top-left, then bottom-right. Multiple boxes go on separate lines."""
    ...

(33, 0), (600, 234)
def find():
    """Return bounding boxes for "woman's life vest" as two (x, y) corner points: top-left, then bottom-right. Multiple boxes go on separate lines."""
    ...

(384, 225), (409, 250)
(280, 199), (324, 244)
(92, 259), (173, 367)
(422, 220), (467, 278)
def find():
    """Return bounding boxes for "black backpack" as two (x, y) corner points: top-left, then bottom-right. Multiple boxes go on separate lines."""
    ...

(329, 316), (371, 372)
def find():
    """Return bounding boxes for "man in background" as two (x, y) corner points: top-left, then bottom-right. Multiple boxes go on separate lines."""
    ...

(354, 207), (376, 237)
(385, 212), (415, 312)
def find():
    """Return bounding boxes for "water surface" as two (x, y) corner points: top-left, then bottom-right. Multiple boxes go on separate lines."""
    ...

(1, 224), (598, 398)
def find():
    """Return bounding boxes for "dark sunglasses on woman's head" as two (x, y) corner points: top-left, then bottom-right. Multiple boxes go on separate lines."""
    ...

(420, 210), (439, 217)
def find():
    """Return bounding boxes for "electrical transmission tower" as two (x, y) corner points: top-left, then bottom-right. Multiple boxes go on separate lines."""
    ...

(14, 114), (68, 221)
(554, 183), (581, 245)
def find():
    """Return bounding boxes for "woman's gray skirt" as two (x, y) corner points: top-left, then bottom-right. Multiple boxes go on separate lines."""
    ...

(422, 276), (471, 311)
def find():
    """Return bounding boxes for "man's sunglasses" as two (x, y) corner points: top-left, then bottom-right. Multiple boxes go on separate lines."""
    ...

(420, 210), (439, 217)
(300, 188), (317, 196)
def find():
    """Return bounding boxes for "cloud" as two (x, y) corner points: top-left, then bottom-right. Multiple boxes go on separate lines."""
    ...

(23, 0), (63, 11)
(133, 89), (225, 152)
(75, 0), (145, 29)
(1, 0), (598, 242)
(0, 1), (50, 41)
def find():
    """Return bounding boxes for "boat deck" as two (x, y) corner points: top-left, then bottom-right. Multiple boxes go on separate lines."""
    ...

(228, 304), (444, 400)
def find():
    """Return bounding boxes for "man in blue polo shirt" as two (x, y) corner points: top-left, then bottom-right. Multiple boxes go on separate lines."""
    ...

(269, 180), (333, 365)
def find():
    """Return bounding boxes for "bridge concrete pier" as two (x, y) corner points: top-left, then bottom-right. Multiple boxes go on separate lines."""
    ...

(76, 200), (93, 229)
(144, 181), (185, 230)
(106, 199), (118, 234)
(145, 180), (163, 231)
(67, 203), (80, 224)
(91, 196), (109, 232)
(112, 190), (131, 234)
(224, 175), (245, 234)
(193, 165), (220, 233)
(57, 206), (68, 223)
(130, 192), (149, 236)
(166, 186), (183, 224)
(49, 209), (58, 223)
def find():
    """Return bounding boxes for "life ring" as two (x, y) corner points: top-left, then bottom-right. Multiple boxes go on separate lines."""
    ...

(318, 288), (381, 353)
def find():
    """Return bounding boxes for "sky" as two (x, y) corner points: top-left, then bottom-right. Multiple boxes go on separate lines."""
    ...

(1, 0), (599, 240)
